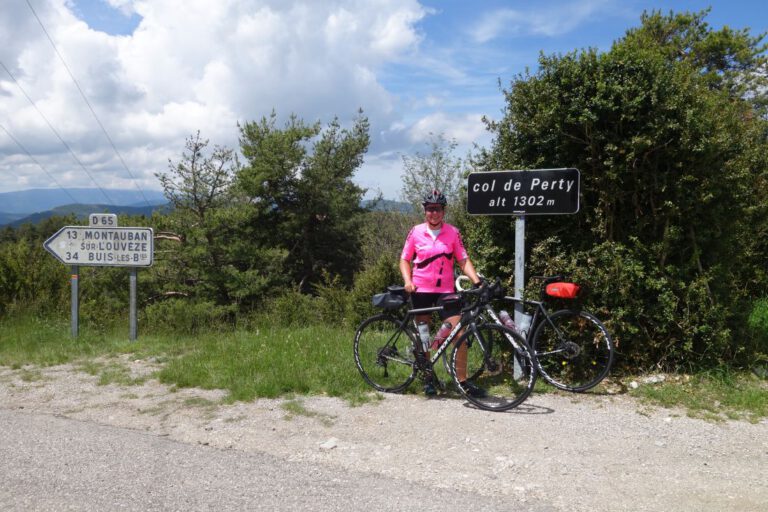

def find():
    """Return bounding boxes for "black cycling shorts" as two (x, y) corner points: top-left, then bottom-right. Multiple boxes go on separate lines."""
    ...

(411, 292), (461, 319)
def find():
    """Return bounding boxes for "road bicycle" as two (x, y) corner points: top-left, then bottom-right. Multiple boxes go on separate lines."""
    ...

(457, 274), (615, 392)
(353, 281), (537, 412)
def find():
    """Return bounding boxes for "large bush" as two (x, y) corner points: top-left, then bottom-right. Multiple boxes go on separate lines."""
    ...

(464, 10), (768, 370)
(0, 219), (75, 316)
(526, 237), (734, 370)
(346, 255), (402, 328)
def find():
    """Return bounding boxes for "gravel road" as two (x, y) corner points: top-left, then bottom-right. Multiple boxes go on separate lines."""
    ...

(1, 356), (766, 511)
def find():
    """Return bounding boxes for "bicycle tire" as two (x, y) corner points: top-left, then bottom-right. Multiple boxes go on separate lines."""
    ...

(450, 323), (536, 412)
(353, 314), (418, 393)
(531, 309), (615, 392)
(439, 336), (489, 385)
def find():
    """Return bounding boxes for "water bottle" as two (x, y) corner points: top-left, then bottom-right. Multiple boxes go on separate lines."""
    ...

(430, 320), (453, 350)
(416, 321), (430, 351)
(498, 310), (519, 332)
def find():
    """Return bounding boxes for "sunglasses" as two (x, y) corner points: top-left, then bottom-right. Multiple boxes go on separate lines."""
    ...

(424, 206), (444, 213)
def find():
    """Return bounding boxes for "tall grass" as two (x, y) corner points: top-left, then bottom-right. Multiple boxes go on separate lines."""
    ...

(0, 314), (372, 401)
(0, 314), (117, 368)
(157, 325), (371, 402)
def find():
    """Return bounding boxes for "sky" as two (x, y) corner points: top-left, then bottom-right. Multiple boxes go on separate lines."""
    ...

(1, 0), (766, 203)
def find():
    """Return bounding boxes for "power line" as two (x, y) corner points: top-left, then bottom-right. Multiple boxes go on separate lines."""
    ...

(0, 60), (115, 206)
(0, 122), (80, 205)
(25, 0), (154, 208)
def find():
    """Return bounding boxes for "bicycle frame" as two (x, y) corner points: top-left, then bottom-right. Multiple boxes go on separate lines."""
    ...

(450, 275), (614, 393)
(482, 295), (544, 342)
(356, 281), (539, 409)
(394, 302), (481, 369)
(455, 274), (564, 343)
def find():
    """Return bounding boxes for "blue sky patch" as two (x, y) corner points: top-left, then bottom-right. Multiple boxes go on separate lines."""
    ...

(71, 0), (141, 36)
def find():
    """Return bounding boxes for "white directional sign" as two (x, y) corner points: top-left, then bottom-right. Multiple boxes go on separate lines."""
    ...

(44, 226), (154, 267)
(89, 213), (118, 227)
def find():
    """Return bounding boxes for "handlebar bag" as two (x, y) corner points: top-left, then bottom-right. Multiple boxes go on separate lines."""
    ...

(371, 292), (405, 309)
(545, 282), (580, 299)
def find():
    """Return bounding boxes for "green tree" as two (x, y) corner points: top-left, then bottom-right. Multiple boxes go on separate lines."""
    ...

(358, 210), (415, 270)
(400, 133), (467, 213)
(237, 110), (371, 291)
(468, 9), (768, 369)
(153, 132), (285, 310)
(156, 131), (237, 222)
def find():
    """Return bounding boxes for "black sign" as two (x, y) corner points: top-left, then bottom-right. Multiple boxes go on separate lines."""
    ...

(466, 168), (580, 215)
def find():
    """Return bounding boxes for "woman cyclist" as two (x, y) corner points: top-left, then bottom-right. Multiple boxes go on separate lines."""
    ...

(400, 190), (485, 397)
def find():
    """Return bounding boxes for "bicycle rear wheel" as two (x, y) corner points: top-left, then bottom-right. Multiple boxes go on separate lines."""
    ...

(354, 314), (418, 392)
(450, 323), (536, 412)
(531, 309), (615, 392)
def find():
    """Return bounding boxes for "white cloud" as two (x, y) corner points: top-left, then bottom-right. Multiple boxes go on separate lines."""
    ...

(408, 112), (488, 146)
(356, 150), (404, 200)
(0, 0), (435, 197)
(469, 0), (611, 43)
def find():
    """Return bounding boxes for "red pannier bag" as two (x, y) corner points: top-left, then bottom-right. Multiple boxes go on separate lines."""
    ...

(545, 282), (580, 299)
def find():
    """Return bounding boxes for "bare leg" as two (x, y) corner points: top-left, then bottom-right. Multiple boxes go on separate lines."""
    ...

(442, 315), (466, 381)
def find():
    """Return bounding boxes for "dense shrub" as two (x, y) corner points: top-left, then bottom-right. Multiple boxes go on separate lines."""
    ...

(0, 237), (70, 316)
(143, 299), (237, 334)
(526, 237), (736, 371)
(346, 255), (402, 328)
(256, 290), (323, 327)
(311, 271), (353, 326)
(747, 299), (768, 363)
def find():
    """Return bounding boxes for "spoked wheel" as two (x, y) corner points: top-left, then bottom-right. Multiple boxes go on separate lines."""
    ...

(450, 323), (536, 412)
(353, 314), (418, 392)
(450, 334), (501, 382)
(531, 309), (615, 392)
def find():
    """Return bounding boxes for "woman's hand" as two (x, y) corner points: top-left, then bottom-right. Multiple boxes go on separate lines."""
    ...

(399, 259), (416, 294)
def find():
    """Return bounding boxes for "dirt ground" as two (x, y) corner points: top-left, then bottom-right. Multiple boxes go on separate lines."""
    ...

(1, 355), (766, 512)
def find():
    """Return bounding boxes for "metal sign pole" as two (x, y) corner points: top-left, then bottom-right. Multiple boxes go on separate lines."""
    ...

(129, 267), (137, 341)
(44, 215), (154, 342)
(71, 266), (79, 338)
(512, 217), (526, 378)
(514, 216), (526, 330)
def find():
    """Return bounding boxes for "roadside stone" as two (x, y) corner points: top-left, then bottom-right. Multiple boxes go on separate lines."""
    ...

(642, 374), (667, 385)
(319, 438), (338, 450)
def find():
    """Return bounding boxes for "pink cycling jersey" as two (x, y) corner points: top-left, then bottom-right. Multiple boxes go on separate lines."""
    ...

(400, 222), (469, 293)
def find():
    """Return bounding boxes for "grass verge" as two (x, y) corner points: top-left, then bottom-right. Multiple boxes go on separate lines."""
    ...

(1, 313), (766, 420)
(628, 371), (768, 423)
(0, 313), (374, 403)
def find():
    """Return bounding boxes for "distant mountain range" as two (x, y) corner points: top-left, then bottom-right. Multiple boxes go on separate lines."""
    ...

(0, 188), (413, 228)
(0, 188), (168, 228)
(2, 203), (170, 228)
(362, 198), (414, 213)
(0, 188), (167, 215)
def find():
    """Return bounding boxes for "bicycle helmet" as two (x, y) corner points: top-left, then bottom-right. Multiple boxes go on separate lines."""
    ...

(422, 189), (447, 207)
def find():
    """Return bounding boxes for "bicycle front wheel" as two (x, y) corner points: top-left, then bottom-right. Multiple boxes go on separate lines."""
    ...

(531, 309), (615, 392)
(353, 314), (418, 393)
(450, 323), (536, 412)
